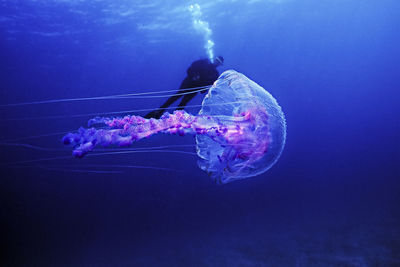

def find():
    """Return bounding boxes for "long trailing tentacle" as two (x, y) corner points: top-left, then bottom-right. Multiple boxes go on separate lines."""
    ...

(0, 85), (211, 107)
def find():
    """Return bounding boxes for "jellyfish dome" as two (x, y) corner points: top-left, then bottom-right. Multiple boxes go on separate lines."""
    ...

(196, 70), (286, 183)
(62, 70), (286, 184)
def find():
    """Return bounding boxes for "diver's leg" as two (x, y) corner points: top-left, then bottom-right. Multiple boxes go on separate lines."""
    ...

(159, 94), (181, 109)
(176, 92), (197, 110)
(144, 93), (182, 119)
(145, 76), (195, 119)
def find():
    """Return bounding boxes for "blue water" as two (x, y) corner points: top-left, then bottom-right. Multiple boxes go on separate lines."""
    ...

(1, 0), (399, 266)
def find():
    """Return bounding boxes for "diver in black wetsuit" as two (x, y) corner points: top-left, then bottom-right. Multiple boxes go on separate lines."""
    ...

(145, 56), (224, 119)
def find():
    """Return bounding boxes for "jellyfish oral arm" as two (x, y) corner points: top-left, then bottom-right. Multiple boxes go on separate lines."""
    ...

(63, 109), (269, 160)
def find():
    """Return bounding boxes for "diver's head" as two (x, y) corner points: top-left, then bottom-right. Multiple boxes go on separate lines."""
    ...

(214, 56), (224, 67)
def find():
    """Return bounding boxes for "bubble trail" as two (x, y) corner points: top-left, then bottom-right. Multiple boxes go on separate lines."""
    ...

(189, 3), (215, 62)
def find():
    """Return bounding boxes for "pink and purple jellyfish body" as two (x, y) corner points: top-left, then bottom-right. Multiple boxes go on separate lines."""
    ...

(63, 70), (286, 184)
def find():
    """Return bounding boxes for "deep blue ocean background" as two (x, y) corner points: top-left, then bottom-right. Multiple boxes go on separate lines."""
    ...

(1, 0), (399, 266)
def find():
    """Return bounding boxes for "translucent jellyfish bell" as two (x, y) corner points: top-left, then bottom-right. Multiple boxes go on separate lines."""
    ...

(196, 70), (287, 184)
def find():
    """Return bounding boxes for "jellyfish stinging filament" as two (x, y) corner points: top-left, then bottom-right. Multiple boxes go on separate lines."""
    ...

(63, 70), (287, 184)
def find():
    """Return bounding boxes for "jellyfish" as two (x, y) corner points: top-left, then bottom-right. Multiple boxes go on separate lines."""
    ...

(63, 70), (286, 184)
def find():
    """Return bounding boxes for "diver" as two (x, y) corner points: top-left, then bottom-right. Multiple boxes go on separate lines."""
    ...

(144, 56), (224, 119)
